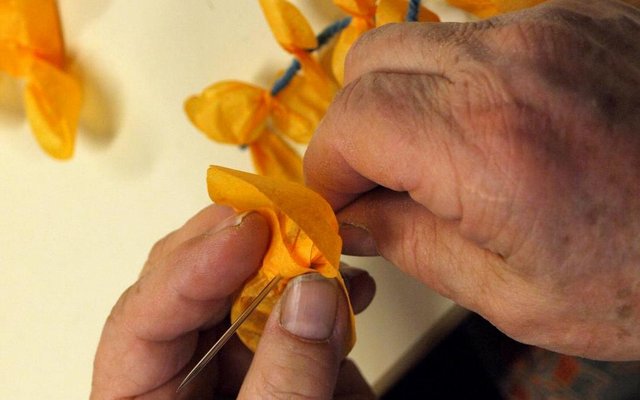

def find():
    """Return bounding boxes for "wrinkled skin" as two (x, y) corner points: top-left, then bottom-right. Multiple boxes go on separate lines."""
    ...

(91, 206), (376, 399)
(305, 0), (640, 360)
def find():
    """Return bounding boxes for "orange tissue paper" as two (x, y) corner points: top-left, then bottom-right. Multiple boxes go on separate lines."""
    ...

(206, 165), (356, 353)
(0, 0), (81, 159)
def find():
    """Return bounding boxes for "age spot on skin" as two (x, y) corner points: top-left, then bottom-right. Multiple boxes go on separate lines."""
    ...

(616, 287), (632, 299)
(616, 304), (633, 319)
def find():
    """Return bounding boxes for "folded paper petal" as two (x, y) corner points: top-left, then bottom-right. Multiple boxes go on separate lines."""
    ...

(447, 0), (546, 17)
(331, 18), (371, 84)
(184, 78), (316, 181)
(0, 45), (32, 78)
(0, 0), (81, 159)
(249, 131), (303, 183)
(259, 0), (337, 99)
(333, 0), (377, 17)
(207, 166), (356, 352)
(0, 0), (64, 66)
(294, 51), (336, 93)
(259, 0), (318, 52)
(24, 58), (82, 159)
(273, 73), (334, 143)
(376, 0), (440, 26)
(184, 81), (270, 145)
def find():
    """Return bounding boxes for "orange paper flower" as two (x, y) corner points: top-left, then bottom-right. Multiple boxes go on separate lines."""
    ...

(376, 0), (440, 26)
(0, 0), (81, 159)
(207, 165), (356, 352)
(186, 0), (339, 182)
(332, 0), (439, 84)
(259, 0), (336, 93)
(447, 0), (546, 18)
(331, 0), (377, 84)
(185, 69), (334, 183)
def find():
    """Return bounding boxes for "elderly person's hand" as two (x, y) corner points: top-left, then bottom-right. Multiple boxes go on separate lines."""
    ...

(91, 206), (375, 399)
(305, 0), (640, 360)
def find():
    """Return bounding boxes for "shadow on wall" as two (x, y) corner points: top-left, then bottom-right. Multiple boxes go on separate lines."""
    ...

(0, 73), (25, 128)
(0, 0), (123, 158)
(71, 57), (123, 151)
(0, 60), (123, 157)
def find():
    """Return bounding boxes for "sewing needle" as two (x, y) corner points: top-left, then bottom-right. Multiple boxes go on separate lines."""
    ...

(176, 274), (283, 393)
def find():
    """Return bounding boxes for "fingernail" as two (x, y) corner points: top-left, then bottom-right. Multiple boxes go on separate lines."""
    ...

(280, 274), (339, 341)
(210, 211), (250, 234)
(339, 223), (378, 256)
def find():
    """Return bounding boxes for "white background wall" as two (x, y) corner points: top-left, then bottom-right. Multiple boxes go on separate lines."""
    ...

(0, 1), (468, 398)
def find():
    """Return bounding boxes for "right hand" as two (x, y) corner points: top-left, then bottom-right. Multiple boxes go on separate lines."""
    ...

(91, 206), (376, 399)
(304, 0), (640, 361)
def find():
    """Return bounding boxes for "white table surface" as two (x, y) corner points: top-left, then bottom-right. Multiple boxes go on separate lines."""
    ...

(0, 1), (470, 398)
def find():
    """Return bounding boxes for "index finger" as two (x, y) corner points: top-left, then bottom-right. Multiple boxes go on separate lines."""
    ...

(304, 22), (471, 215)
(91, 212), (269, 398)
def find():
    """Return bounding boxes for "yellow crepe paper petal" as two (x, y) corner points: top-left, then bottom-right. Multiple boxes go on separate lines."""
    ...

(447, 0), (546, 18)
(492, 0), (547, 14)
(0, 45), (31, 76)
(0, 0), (82, 159)
(331, 18), (371, 85)
(185, 81), (270, 145)
(0, 0), (65, 67)
(376, 0), (440, 26)
(333, 0), (377, 18)
(207, 166), (356, 353)
(24, 58), (82, 159)
(249, 131), (304, 183)
(294, 52), (337, 94)
(259, 0), (318, 53)
(273, 72), (334, 144)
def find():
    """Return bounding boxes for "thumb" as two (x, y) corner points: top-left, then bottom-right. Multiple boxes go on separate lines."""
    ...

(238, 274), (360, 399)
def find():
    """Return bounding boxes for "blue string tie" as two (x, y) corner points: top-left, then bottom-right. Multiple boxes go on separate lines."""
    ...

(406, 0), (421, 22)
(270, 17), (352, 96)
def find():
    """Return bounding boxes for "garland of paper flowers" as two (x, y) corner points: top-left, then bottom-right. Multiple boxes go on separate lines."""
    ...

(184, 0), (547, 182)
(0, 0), (549, 161)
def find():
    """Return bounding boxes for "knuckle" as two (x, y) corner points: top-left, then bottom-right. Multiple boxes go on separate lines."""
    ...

(333, 74), (368, 118)
(342, 73), (388, 116)
(148, 235), (170, 261)
(491, 2), (638, 64)
(103, 284), (139, 337)
(339, 72), (412, 124)
(332, 72), (405, 136)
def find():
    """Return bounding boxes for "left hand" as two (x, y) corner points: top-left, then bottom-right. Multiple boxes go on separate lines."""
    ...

(90, 205), (376, 399)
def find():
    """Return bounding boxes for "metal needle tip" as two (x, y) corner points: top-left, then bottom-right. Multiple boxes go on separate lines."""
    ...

(176, 274), (283, 393)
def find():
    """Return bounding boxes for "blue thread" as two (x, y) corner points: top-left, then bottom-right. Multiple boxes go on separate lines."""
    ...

(270, 17), (352, 96)
(270, 59), (301, 96)
(406, 0), (421, 22)
(317, 17), (352, 48)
